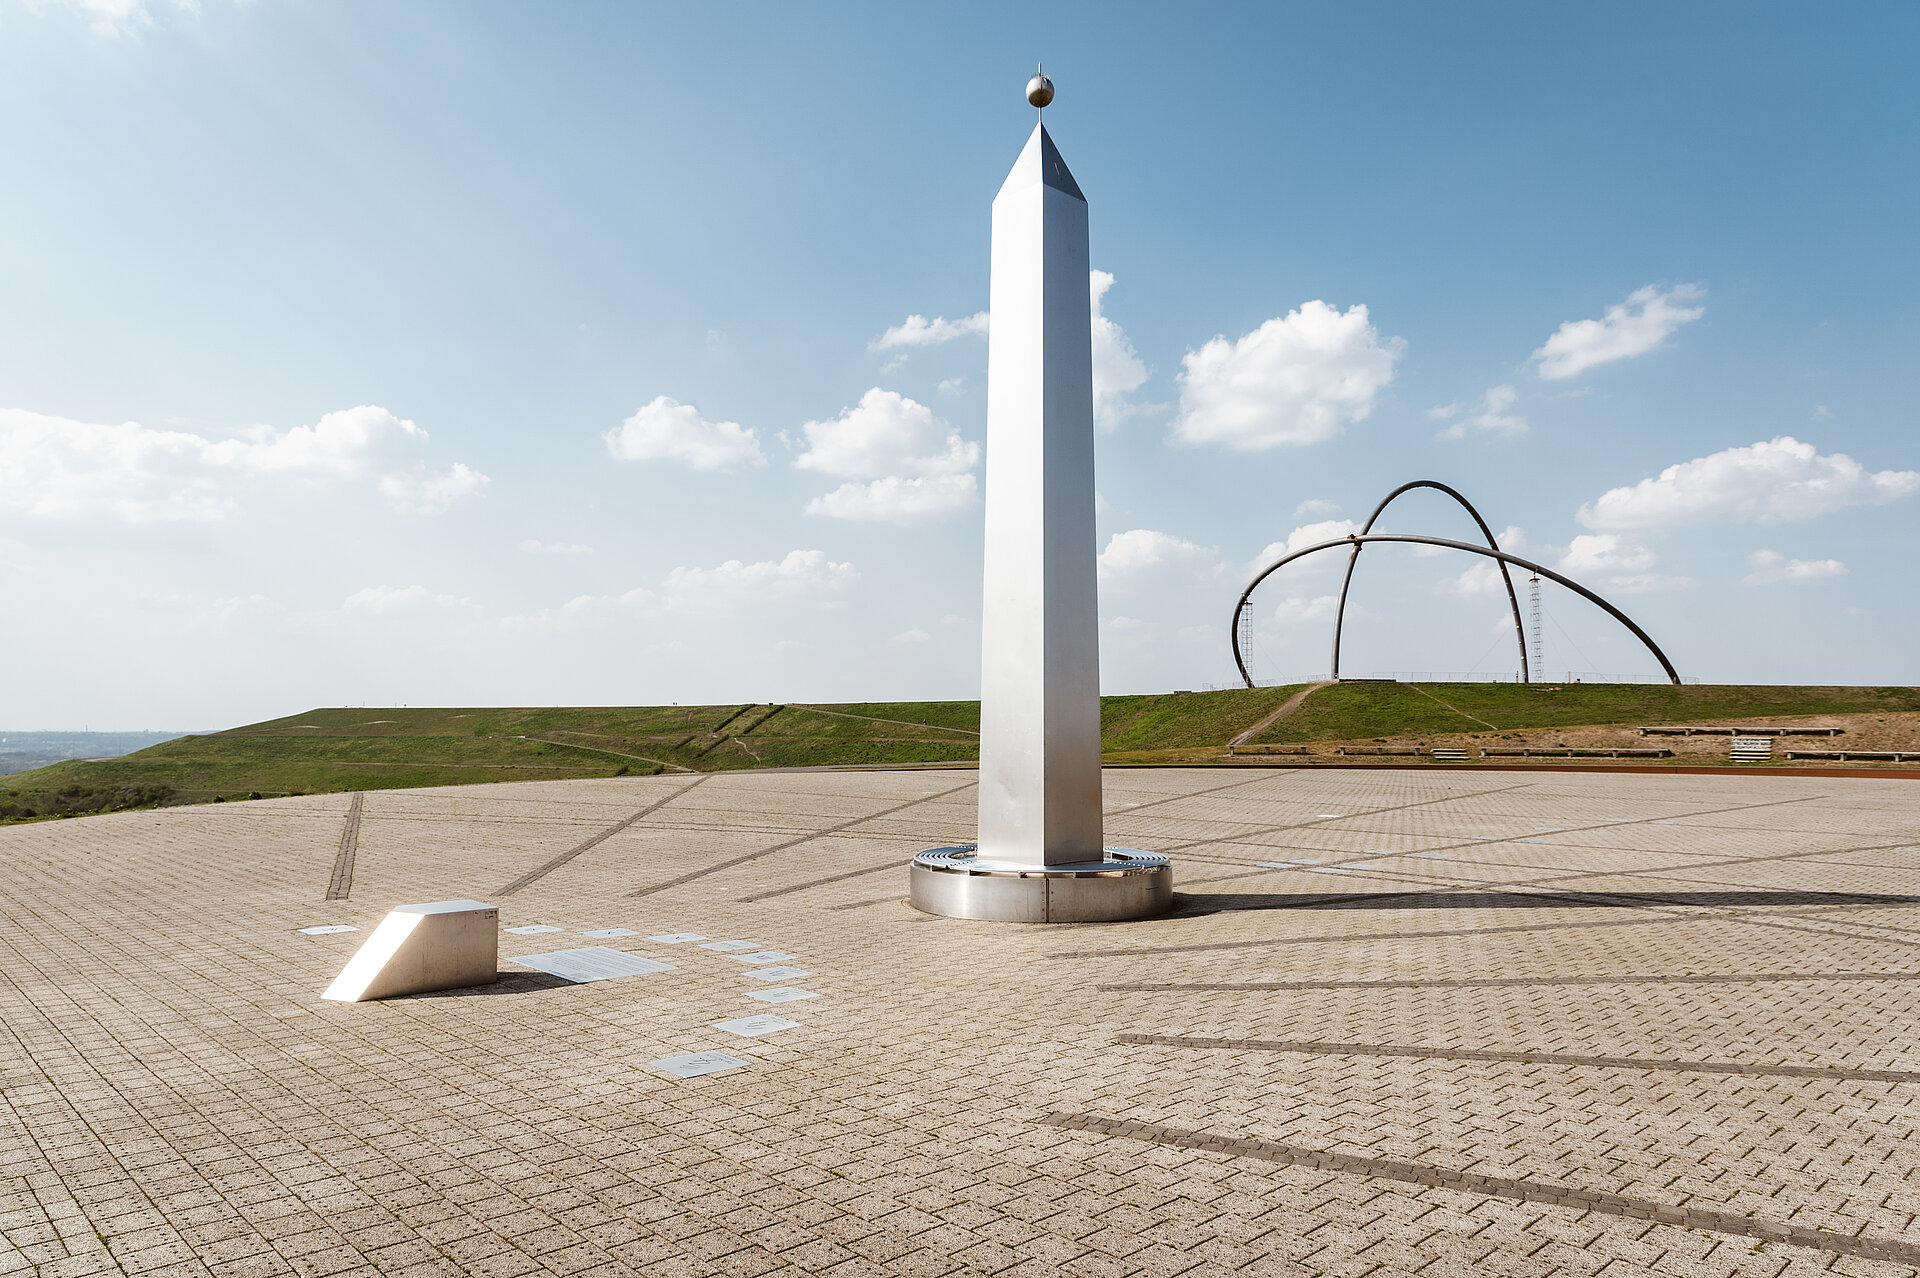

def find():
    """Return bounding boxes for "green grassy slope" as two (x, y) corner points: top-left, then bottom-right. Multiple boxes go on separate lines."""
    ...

(6, 682), (1915, 823)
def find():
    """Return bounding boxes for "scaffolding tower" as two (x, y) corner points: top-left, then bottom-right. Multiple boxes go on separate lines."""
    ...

(1529, 573), (1544, 682)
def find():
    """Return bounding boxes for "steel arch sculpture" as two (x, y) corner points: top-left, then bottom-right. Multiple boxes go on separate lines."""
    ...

(1230, 533), (1682, 688)
(1332, 480), (1528, 683)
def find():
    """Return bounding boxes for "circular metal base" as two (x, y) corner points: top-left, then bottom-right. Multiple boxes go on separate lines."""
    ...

(908, 845), (1172, 923)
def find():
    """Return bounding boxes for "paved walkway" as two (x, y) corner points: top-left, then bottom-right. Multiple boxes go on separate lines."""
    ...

(3, 767), (1919, 1277)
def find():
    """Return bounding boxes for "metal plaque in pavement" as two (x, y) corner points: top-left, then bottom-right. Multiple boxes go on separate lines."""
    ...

(512, 947), (675, 983)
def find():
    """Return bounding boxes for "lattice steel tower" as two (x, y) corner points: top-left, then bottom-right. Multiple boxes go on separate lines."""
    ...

(1529, 573), (1544, 683)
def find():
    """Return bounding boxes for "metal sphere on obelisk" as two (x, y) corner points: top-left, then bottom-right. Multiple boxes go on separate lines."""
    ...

(907, 75), (1172, 923)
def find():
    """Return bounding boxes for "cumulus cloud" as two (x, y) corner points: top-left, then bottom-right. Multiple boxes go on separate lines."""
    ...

(887, 628), (931, 646)
(1430, 384), (1526, 440)
(0, 405), (487, 522)
(1292, 498), (1340, 519)
(805, 474), (979, 522)
(1247, 519), (1362, 574)
(1098, 529), (1217, 581)
(1171, 301), (1403, 450)
(1578, 436), (1920, 530)
(342, 585), (481, 617)
(662, 549), (856, 609)
(1268, 594), (1342, 626)
(1090, 271), (1150, 431)
(33, 0), (193, 37)
(498, 587), (656, 633)
(796, 388), (980, 522)
(1605, 573), (1696, 594)
(1744, 549), (1847, 586)
(871, 312), (989, 350)
(1532, 284), (1706, 380)
(1444, 560), (1512, 599)
(378, 463), (490, 515)
(604, 396), (766, 470)
(1557, 534), (1657, 576)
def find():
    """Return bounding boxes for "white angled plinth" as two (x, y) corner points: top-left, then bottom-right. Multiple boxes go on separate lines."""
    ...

(322, 899), (498, 1002)
(977, 123), (1103, 867)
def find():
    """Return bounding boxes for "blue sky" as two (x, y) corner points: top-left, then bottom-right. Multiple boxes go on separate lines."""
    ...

(3, 1), (1916, 728)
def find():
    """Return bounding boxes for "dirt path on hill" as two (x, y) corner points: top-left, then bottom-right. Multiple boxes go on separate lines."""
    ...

(1405, 682), (1501, 730)
(1230, 681), (1336, 747)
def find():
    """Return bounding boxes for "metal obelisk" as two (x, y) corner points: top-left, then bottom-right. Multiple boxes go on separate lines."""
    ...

(909, 73), (1171, 923)
(975, 119), (1102, 865)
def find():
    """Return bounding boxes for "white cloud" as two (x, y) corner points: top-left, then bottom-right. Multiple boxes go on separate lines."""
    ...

(499, 587), (656, 632)
(1578, 436), (1920, 530)
(796, 389), (980, 522)
(661, 549), (856, 610)
(342, 585), (481, 617)
(1247, 519), (1362, 574)
(604, 396), (766, 470)
(1604, 573), (1695, 594)
(1268, 594), (1341, 626)
(871, 312), (989, 350)
(1292, 498), (1339, 519)
(1557, 534), (1657, 576)
(887, 628), (931, 646)
(1444, 560), (1511, 599)
(1098, 529), (1217, 581)
(0, 405), (486, 522)
(937, 377), (966, 394)
(804, 473), (979, 522)
(33, 0), (187, 37)
(1431, 384), (1526, 440)
(1532, 284), (1706, 380)
(1744, 549), (1847, 586)
(378, 462), (490, 515)
(519, 540), (593, 555)
(1171, 301), (1403, 450)
(794, 388), (975, 479)
(1090, 270), (1150, 431)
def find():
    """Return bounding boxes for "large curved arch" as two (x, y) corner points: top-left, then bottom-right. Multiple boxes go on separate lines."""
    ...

(1331, 480), (1529, 683)
(1231, 534), (1681, 688)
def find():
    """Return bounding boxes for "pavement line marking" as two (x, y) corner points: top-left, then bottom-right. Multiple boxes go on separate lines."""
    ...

(1101, 970), (1920, 993)
(498, 775), (711, 896)
(1038, 1112), (1920, 1267)
(324, 792), (364, 901)
(1114, 1032), (1920, 1085)
(629, 779), (979, 899)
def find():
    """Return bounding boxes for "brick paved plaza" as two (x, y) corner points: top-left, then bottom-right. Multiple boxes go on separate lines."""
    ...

(4, 766), (1920, 1277)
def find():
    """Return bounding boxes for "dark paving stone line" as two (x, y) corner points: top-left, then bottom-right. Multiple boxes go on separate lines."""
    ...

(739, 772), (1284, 904)
(498, 776), (710, 897)
(1064, 913), (1675, 959)
(324, 792), (364, 901)
(1115, 1032), (1920, 1085)
(828, 894), (909, 912)
(1151, 781), (1539, 854)
(627, 780), (978, 899)
(1059, 795), (1841, 958)
(1103, 970), (1920, 993)
(1039, 1112), (1920, 1266)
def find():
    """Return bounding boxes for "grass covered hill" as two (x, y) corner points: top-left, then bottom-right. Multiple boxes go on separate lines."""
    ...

(6, 681), (1918, 823)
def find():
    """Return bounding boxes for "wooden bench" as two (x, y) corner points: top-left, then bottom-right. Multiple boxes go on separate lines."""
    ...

(1481, 747), (1673, 758)
(1783, 749), (1920, 762)
(1639, 725), (1845, 737)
